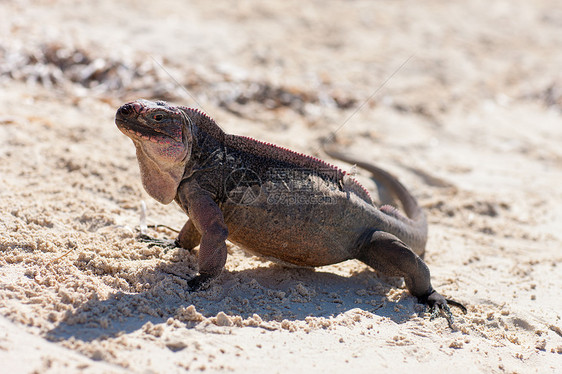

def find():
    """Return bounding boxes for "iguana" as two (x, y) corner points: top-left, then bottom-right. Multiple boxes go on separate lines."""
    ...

(115, 99), (465, 323)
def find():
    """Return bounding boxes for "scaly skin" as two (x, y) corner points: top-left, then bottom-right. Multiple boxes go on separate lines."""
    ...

(115, 99), (465, 323)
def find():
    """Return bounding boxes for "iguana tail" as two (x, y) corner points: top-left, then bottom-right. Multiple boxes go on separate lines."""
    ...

(323, 147), (427, 229)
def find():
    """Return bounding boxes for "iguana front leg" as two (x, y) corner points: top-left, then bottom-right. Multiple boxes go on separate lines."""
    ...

(137, 219), (201, 250)
(177, 181), (228, 290)
(175, 219), (202, 250)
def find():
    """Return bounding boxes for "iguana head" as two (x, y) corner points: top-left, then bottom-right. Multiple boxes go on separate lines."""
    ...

(115, 99), (192, 204)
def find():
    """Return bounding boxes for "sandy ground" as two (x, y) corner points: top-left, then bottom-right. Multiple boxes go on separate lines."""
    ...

(1, 0), (562, 372)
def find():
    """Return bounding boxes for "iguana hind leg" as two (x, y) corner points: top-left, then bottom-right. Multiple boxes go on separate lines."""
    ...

(357, 230), (462, 325)
(357, 231), (434, 299)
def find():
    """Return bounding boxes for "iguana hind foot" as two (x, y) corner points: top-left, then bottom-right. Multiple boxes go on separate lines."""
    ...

(422, 289), (467, 328)
(357, 230), (465, 327)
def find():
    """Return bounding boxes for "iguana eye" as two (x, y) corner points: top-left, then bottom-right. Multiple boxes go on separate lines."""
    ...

(153, 114), (164, 122)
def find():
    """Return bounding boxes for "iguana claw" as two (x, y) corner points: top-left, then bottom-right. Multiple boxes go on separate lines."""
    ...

(429, 303), (455, 328)
(162, 270), (213, 292)
(186, 274), (213, 291)
(137, 234), (178, 249)
(422, 290), (467, 329)
(445, 298), (468, 314)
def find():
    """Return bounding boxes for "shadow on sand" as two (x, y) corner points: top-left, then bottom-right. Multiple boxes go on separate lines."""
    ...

(47, 261), (422, 343)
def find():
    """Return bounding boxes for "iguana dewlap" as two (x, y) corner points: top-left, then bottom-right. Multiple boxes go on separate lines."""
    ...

(115, 99), (462, 319)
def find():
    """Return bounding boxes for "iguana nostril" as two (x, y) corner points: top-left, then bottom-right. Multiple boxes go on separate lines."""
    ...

(119, 104), (132, 116)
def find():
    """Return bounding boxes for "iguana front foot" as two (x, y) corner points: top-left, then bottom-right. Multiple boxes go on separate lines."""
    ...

(186, 274), (214, 291)
(137, 234), (178, 249)
(163, 270), (214, 291)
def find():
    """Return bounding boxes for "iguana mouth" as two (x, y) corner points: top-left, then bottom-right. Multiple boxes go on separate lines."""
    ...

(116, 117), (181, 144)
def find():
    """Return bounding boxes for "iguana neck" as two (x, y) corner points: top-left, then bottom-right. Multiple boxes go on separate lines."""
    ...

(180, 108), (227, 179)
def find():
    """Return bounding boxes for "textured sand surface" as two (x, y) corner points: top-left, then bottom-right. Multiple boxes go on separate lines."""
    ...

(1, 1), (561, 372)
